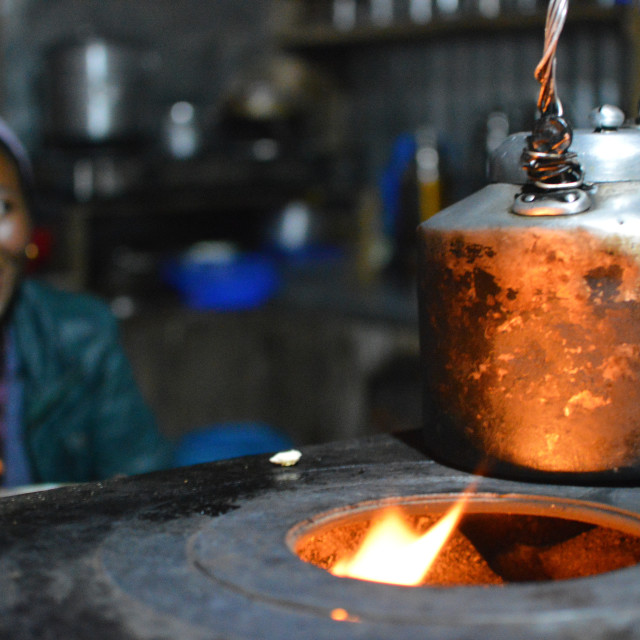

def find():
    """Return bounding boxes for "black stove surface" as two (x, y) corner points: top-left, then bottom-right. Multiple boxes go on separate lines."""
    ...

(2, 431), (640, 640)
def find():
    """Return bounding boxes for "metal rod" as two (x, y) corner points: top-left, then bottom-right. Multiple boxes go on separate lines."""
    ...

(535, 0), (569, 116)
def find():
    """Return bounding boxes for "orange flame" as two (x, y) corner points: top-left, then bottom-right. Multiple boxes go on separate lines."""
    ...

(330, 494), (471, 586)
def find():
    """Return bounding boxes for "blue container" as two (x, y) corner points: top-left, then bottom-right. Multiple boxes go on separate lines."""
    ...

(173, 423), (293, 466)
(164, 252), (280, 311)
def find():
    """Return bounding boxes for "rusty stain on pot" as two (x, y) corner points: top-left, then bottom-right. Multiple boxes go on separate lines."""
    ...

(418, 223), (640, 476)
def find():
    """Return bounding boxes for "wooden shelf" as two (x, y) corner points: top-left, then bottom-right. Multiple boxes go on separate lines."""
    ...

(278, 6), (626, 51)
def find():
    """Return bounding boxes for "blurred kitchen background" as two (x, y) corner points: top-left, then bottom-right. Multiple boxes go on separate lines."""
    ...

(0, 0), (637, 451)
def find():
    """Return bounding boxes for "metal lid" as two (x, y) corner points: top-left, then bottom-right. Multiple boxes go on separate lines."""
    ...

(490, 119), (640, 185)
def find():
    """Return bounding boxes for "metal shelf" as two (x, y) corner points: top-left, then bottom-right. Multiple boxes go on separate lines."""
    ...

(278, 6), (626, 51)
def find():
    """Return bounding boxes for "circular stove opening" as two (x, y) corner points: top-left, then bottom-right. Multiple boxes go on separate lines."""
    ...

(288, 493), (640, 587)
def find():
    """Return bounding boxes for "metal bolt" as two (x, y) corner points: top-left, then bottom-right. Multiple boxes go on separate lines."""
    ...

(590, 105), (625, 131)
(562, 191), (579, 203)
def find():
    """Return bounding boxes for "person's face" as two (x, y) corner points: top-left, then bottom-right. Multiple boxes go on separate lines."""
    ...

(0, 149), (31, 317)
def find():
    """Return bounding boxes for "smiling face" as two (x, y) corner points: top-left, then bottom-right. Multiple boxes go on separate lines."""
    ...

(0, 148), (31, 318)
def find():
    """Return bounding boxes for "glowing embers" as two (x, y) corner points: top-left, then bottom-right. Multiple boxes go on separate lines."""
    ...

(290, 494), (640, 587)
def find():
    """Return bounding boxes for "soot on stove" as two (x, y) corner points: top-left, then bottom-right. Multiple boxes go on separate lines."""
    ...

(4, 432), (640, 639)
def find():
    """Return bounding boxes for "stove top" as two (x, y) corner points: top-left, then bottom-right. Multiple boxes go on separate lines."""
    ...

(2, 431), (640, 639)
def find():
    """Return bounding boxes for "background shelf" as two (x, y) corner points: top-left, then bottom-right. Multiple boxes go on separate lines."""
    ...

(278, 6), (626, 51)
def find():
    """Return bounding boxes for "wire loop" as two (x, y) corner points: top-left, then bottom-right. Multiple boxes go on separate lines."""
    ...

(522, 0), (583, 190)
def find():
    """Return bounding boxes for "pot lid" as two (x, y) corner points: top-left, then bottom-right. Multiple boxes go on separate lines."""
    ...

(490, 106), (640, 185)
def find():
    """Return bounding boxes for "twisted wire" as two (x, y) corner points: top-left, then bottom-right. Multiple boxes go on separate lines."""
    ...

(535, 0), (568, 116)
(522, 0), (583, 190)
(522, 145), (583, 189)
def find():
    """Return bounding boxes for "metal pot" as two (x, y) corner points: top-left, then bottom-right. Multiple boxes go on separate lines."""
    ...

(43, 38), (146, 146)
(417, 106), (640, 483)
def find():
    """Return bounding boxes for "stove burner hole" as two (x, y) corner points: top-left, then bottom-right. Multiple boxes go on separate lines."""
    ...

(288, 494), (640, 587)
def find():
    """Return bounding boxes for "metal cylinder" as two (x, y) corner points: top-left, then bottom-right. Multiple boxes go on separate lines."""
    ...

(417, 119), (640, 482)
(44, 38), (146, 146)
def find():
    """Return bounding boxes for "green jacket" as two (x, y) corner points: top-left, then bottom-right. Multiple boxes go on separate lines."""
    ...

(9, 279), (173, 483)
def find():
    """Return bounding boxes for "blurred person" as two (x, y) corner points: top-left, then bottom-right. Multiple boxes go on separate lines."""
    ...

(0, 119), (172, 487)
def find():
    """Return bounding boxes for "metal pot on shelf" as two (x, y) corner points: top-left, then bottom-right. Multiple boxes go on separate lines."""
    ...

(43, 37), (148, 146)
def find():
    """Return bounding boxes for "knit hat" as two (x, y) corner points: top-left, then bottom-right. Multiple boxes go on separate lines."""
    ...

(0, 118), (33, 190)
